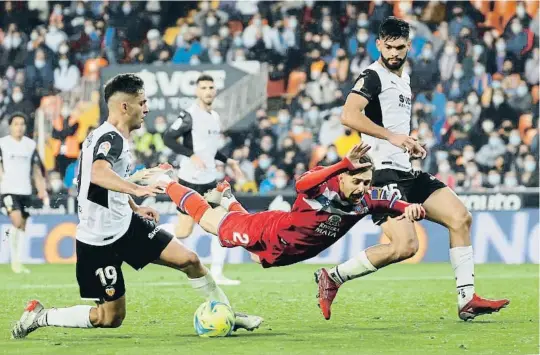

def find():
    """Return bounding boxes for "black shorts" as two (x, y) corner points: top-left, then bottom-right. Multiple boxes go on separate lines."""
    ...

(371, 169), (446, 225)
(76, 213), (173, 303)
(1, 194), (31, 218)
(177, 178), (217, 213)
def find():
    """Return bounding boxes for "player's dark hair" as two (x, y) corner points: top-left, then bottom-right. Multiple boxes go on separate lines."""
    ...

(8, 112), (27, 125)
(378, 16), (410, 41)
(103, 73), (145, 103)
(196, 74), (214, 84)
(347, 154), (374, 175)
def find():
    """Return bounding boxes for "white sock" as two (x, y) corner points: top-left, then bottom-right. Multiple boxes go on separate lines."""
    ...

(189, 271), (230, 306)
(38, 305), (94, 328)
(450, 246), (475, 308)
(210, 237), (227, 276)
(328, 250), (377, 285)
(8, 226), (22, 266)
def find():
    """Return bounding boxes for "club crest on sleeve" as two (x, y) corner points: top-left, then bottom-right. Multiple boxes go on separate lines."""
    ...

(353, 77), (365, 91)
(97, 141), (111, 156)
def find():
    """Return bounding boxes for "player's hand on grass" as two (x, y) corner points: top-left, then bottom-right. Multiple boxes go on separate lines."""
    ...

(133, 182), (168, 197)
(135, 206), (160, 223)
(397, 204), (426, 222)
(344, 143), (372, 170)
(191, 155), (206, 170)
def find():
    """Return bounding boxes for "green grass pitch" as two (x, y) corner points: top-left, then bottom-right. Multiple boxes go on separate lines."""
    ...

(0, 264), (537, 355)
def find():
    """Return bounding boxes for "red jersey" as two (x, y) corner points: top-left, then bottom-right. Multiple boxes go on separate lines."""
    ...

(218, 159), (407, 267)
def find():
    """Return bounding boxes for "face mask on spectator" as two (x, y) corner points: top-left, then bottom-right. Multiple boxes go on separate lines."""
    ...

(374, 0), (383, 5)
(122, 4), (131, 14)
(482, 120), (494, 133)
(11, 36), (21, 48)
(419, 127), (428, 136)
(517, 85), (528, 97)
(453, 69), (463, 79)
(438, 163), (450, 173)
(473, 65), (484, 76)
(209, 38), (220, 49)
(85, 25), (95, 35)
(466, 166), (477, 176)
(444, 45), (454, 55)
(516, 5), (526, 18)
(322, 21), (332, 32)
(49, 25), (58, 34)
(35, 59), (46, 69)
(12, 92), (22, 103)
(435, 151), (449, 161)
(76, 6), (85, 15)
(525, 161), (536, 172)
(278, 112), (290, 124)
(54, 6), (62, 15)
(445, 107), (455, 116)
(259, 158), (271, 170)
(155, 123), (166, 133)
(509, 133), (521, 146)
(357, 33), (368, 43)
(288, 17), (298, 29)
(210, 54), (223, 64)
(274, 177), (287, 189)
(473, 45), (483, 56)
(321, 39), (332, 49)
(488, 174), (501, 186)
(261, 142), (273, 152)
(492, 81), (502, 89)
(190, 56), (201, 65)
(301, 102), (311, 111)
(422, 48), (432, 59)
(489, 136), (500, 147)
(496, 41), (506, 52)
(200, 1), (210, 11)
(463, 150), (475, 161)
(326, 151), (338, 162)
(59, 44), (69, 54)
(493, 94), (504, 106)
(504, 176), (518, 187)
(357, 19), (368, 28)
(58, 58), (69, 68)
(31, 32), (38, 41)
(254, 18), (262, 27)
(207, 16), (217, 27)
(51, 179), (63, 193)
(292, 125), (304, 134)
(219, 27), (229, 38)
(467, 95), (478, 105)
(511, 23), (523, 34)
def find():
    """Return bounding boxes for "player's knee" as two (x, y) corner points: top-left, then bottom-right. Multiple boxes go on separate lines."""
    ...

(99, 311), (126, 328)
(184, 250), (202, 267)
(448, 209), (473, 232)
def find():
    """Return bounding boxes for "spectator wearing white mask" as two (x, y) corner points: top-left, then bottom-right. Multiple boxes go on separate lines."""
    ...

(475, 133), (507, 169)
(524, 48), (539, 85)
(1, 29), (27, 69)
(54, 55), (80, 92)
(508, 81), (533, 114)
(439, 41), (458, 82)
(44, 23), (67, 53)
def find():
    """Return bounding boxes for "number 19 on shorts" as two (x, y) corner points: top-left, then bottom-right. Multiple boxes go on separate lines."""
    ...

(95, 266), (118, 286)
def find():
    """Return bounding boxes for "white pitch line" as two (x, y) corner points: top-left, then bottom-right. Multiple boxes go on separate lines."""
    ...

(1, 274), (537, 290)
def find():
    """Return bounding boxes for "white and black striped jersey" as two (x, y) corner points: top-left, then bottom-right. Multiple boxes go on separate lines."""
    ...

(76, 121), (133, 246)
(351, 61), (413, 171)
(0, 136), (42, 195)
(163, 102), (227, 185)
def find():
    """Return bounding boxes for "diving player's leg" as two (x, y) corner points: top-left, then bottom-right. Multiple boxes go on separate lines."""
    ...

(4, 195), (30, 274)
(422, 186), (509, 320)
(175, 213), (195, 239)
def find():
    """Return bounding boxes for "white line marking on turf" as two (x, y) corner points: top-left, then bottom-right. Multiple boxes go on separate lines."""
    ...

(1, 274), (537, 290)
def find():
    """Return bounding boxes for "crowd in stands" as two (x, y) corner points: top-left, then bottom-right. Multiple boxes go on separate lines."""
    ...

(0, 0), (538, 197)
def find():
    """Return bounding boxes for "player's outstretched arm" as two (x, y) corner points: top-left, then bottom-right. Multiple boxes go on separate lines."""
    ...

(360, 189), (425, 221)
(296, 144), (371, 193)
(91, 160), (165, 197)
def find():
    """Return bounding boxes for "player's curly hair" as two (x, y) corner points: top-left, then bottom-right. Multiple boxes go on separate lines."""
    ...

(347, 154), (375, 175)
(378, 16), (410, 41)
(103, 73), (145, 103)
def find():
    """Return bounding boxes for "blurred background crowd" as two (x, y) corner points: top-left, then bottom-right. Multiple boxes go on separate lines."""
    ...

(0, 0), (538, 197)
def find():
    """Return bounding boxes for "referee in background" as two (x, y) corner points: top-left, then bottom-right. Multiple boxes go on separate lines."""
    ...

(164, 74), (243, 286)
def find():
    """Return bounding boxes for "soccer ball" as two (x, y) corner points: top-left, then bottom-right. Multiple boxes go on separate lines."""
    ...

(193, 300), (235, 337)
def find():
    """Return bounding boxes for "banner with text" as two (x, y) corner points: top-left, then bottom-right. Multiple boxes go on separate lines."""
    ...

(0, 210), (537, 265)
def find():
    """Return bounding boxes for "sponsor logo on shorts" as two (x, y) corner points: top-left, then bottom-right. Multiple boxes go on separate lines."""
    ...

(105, 286), (116, 297)
(148, 226), (161, 240)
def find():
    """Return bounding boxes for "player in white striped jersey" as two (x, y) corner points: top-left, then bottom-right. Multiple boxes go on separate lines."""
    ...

(163, 74), (243, 286)
(316, 17), (509, 321)
(11, 73), (261, 339)
(0, 112), (48, 274)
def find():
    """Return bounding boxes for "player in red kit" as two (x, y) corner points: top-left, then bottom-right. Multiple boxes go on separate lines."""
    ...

(143, 144), (426, 268)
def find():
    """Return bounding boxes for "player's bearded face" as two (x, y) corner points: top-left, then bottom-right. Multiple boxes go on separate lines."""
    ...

(378, 37), (409, 70)
(340, 171), (373, 204)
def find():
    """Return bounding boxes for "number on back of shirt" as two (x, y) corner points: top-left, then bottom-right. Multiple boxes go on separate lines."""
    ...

(232, 232), (249, 245)
(95, 266), (118, 286)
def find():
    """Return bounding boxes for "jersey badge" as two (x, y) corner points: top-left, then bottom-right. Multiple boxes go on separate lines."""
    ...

(97, 141), (111, 156)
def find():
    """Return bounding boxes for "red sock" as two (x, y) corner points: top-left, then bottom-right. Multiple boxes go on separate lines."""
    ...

(229, 201), (248, 213)
(166, 182), (210, 223)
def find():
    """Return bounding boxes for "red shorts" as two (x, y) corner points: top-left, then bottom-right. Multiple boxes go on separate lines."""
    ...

(217, 210), (290, 267)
